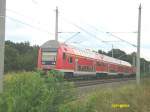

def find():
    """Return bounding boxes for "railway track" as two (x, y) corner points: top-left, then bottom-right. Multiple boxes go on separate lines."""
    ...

(74, 77), (135, 87)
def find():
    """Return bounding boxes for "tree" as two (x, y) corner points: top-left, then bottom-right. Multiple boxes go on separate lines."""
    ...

(4, 41), (39, 73)
(107, 49), (127, 60)
(4, 45), (19, 72)
(98, 50), (107, 55)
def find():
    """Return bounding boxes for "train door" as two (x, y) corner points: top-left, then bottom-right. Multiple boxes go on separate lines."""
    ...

(93, 61), (96, 72)
(75, 57), (78, 71)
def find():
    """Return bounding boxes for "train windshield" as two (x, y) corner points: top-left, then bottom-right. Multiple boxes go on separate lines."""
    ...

(42, 51), (57, 65)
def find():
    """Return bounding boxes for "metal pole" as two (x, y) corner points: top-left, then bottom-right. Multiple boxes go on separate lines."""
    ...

(0, 0), (6, 93)
(144, 61), (145, 74)
(55, 7), (58, 41)
(136, 4), (141, 84)
(149, 64), (150, 73)
(132, 54), (136, 67)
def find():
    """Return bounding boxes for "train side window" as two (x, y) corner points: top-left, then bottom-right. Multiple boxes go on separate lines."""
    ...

(96, 62), (99, 66)
(69, 56), (73, 64)
(96, 62), (103, 66)
(78, 65), (81, 71)
(63, 52), (66, 60)
(54, 56), (56, 61)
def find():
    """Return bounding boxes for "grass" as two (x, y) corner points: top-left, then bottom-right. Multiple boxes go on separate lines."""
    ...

(60, 78), (150, 112)
(0, 71), (150, 112)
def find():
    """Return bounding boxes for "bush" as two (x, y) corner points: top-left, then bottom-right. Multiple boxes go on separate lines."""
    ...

(0, 71), (75, 112)
(4, 41), (39, 73)
(47, 70), (64, 81)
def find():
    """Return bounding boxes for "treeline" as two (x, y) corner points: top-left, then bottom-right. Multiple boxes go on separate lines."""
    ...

(4, 41), (39, 72)
(4, 40), (150, 73)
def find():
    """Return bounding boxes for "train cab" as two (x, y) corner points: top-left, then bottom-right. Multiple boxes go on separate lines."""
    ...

(38, 40), (59, 70)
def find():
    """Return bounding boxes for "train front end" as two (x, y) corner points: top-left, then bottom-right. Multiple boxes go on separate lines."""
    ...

(37, 40), (59, 70)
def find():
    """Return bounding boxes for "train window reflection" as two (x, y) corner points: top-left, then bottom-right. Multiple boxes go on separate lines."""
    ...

(63, 52), (66, 60)
(69, 57), (73, 63)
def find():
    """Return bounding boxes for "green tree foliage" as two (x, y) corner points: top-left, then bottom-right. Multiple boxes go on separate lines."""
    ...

(4, 41), (39, 72)
(107, 49), (127, 59)
(98, 50), (107, 55)
(4, 45), (19, 72)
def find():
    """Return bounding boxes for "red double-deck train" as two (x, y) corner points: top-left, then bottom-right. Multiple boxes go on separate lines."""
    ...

(37, 40), (136, 78)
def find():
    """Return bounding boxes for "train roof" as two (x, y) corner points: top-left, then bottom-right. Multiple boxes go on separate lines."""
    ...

(41, 40), (59, 49)
(41, 40), (132, 67)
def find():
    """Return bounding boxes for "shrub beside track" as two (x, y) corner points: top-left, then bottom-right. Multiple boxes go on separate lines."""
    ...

(0, 71), (75, 112)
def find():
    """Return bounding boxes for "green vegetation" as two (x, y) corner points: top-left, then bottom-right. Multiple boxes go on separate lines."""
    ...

(0, 71), (75, 112)
(4, 41), (38, 72)
(60, 78), (150, 112)
(2, 40), (150, 112)
(0, 70), (150, 112)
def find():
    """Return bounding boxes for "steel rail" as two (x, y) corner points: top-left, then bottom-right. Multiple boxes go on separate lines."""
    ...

(74, 77), (135, 87)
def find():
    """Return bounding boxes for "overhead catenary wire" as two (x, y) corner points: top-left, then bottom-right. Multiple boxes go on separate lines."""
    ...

(59, 14), (137, 58)
(64, 32), (80, 43)
(106, 32), (137, 47)
(70, 41), (107, 52)
(79, 20), (137, 48)
(59, 28), (108, 51)
(6, 16), (54, 35)
(6, 9), (47, 26)
(85, 23), (137, 48)
(6, 9), (55, 33)
(9, 1), (138, 50)
(13, 3), (136, 52)
(67, 34), (110, 51)
(84, 24), (123, 53)
(79, 25), (136, 53)
(60, 16), (108, 44)
(11, 2), (137, 49)
(107, 31), (137, 33)
(59, 15), (121, 52)
(85, 23), (106, 34)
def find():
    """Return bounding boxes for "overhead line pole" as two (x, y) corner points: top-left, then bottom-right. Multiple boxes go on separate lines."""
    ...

(55, 7), (58, 41)
(136, 4), (141, 85)
(0, 0), (6, 93)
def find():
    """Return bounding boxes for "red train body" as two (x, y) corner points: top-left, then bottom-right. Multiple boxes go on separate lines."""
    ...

(37, 40), (136, 77)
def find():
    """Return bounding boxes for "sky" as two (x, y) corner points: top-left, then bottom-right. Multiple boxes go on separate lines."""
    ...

(5, 0), (150, 61)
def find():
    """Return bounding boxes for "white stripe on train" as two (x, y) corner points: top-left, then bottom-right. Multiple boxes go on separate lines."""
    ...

(55, 69), (131, 76)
